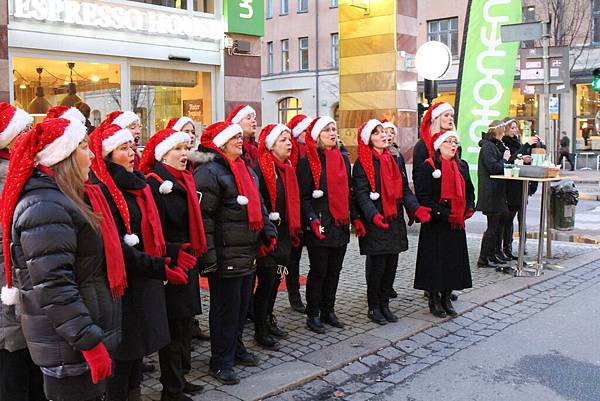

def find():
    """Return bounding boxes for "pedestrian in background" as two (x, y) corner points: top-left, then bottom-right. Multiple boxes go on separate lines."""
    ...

(558, 130), (575, 171)
(414, 131), (475, 318)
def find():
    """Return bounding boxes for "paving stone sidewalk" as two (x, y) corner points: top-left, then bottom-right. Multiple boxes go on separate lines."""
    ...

(140, 234), (599, 401)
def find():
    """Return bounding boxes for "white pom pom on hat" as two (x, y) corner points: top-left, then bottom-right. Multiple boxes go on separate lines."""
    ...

(312, 189), (324, 199)
(432, 169), (442, 179)
(370, 192), (380, 201)
(269, 212), (281, 221)
(124, 233), (140, 246)
(1, 286), (19, 306)
(159, 180), (173, 194)
(237, 195), (249, 205)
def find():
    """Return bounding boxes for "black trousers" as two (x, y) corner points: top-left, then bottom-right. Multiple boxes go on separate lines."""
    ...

(254, 265), (281, 324)
(365, 254), (399, 308)
(0, 348), (46, 401)
(208, 273), (253, 370)
(158, 317), (193, 400)
(106, 358), (142, 401)
(479, 213), (502, 260)
(559, 151), (575, 169)
(286, 244), (303, 295)
(500, 209), (518, 253)
(305, 246), (347, 317)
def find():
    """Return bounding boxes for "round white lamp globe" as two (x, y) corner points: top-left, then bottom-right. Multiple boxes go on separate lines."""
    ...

(415, 41), (452, 80)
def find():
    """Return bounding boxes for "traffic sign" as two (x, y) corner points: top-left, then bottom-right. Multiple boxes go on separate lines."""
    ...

(519, 46), (570, 94)
(549, 96), (559, 120)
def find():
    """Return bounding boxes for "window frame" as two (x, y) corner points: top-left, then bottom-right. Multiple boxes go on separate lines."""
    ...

(297, 0), (308, 13)
(278, 97), (303, 123)
(267, 41), (273, 74)
(266, 0), (273, 18)
(280, 0), (289, 15)
(331, 33), (339, 68)
(299, 37), (309, 71)
(330, 0), (338, 8)
(427, 17), (459, 58)
(594, 0), (600, 45)
(281, 39), (290, 72)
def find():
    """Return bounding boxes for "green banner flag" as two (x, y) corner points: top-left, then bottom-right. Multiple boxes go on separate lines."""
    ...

(455, 0), (522, 186)
(224, 0), (265, 36)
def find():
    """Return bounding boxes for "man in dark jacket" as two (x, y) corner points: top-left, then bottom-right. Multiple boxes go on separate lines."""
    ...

(559, 131), (575, 171)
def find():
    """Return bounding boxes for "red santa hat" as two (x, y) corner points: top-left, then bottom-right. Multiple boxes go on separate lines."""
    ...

(1, 118), (87, 305)
(0, 103), (33, 149)
(44, 105), (86, 124)
(257, 124), (292, 221)
(357, 119), (384, 201)
(165, 116), (194, 131)
(89, 124), (139, 246)
(303, 116), (337, 199)
(139, 128), (191, 178)
(433, 130), (460, 151)
(421, 102), (454, 156)
(287, 114), (313, 139)
(226, 105), (256, 124)
(201, 121), (252, 205)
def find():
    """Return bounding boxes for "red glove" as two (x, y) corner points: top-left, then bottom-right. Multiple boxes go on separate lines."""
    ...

(310, 219), (326, 240)
(165, 265), (188, 285)
(353, 219), (366, 238)
(372, 214), (389, 229)
(82, 342), (112, 384)
(177, 243), (197, 272)
(291, 234), (301, 248)
(414, 206), (432, 224)
(257, 237), (277, 258)
(465, 208), (475, 220)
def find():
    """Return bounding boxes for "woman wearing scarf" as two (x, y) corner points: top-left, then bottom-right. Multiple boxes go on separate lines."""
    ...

(89, 124), (189, 401)
(1, 118), (122, 401)
(194, 121), (277, 385)
(226, 105), (258, 166)
(139, 128), (206, 400)
(297, 116), (358, 334)
(414, 131), (475, 318)
(352, 120), (431, 324)
(253, 124), (302, 349)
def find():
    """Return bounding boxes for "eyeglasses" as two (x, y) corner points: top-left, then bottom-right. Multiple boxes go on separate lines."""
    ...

(443, 140), (459, 146)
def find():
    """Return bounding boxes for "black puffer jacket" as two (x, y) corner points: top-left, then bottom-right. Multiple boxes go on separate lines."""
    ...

(193, 148), (277, 278)
(254, 160), (292, 267)
(353, 153), (420, 255)
(10, 171), (121, 377)
(94, 162), (170, 361)
(475, 134), (508, 214)
(296, 149), (358, 248)
(147, 162), (201, 319)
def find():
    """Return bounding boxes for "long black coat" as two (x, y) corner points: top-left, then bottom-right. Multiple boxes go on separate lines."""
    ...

(10, 172), (121, 376)
(296, 149), (358, 248)
(95, 162), (170, 361)
(254, 161), (292, 268)
(414, 158), (475, 292)
(352, 153), (420, 255)
(412, 139), (429, 178)
(147, 162), (201, 320)
(193, 148), (277, 278)
(475, 135), (508, 214)
(502, 135), (532, 210)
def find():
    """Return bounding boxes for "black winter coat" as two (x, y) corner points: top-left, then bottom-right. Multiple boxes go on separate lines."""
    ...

(475, 135), (508, 214)
(147, 162), (202, 320)
(254, 161), (292, 268)
(412, 139), (429, 179)
(10, 172), (121, 377)
(502, 135), (532, 210)
(413, 158), (475, 292)
(193, 149), (277, 278)
(296, 149), (358, 248)
(95, 162), (170, 361)
(353, 153), (420, 255)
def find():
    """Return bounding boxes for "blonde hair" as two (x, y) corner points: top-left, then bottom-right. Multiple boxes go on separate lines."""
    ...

(431, 115), (455, 134)
(487, 120), (505, 139)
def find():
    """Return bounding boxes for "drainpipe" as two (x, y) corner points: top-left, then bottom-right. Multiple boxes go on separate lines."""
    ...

(315, 0), (320, 116)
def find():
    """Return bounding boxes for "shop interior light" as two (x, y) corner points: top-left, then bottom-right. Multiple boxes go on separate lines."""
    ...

(61, 62), (83, 107)
(28, 67), (51, 115)
(90, 75), (100, 82)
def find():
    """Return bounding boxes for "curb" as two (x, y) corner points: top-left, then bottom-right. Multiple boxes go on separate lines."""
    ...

(215, 248), (600, 401)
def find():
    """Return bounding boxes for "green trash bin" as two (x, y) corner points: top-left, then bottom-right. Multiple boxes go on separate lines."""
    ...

(550, 180), (579, 231)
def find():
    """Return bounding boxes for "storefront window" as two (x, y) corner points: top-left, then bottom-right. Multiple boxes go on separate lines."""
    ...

(130, 66), (212, 143)
(278, 97), (302, 123)
(128, 0), (214, 13)
(12, 56), (121, 122)
(508, 88), (538, 138)
(575, 84), (600, 150)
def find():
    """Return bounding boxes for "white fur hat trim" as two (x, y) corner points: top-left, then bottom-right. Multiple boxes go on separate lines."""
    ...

(310, 116), (336, 141)
(237, 195), (249, 205)
(60, 107), (86, 124)
(213, 124), (243, 148)
(269, 212), (280, 221)
(292, 116), (312, 138)
(432, 169), (442, 179)
(0, 107), (32, 149)
(370, 192), (380, 201)
(154, 131), (191, 161)
(124, 233), (140, 246)
(265, 124), (291, 150)
(312, 189), (324, 199)
(231, 105), (256, 124)
(1, 286), (19, 306)
(102, 128), (135, 157)
(431, 103), (454, 120)
(172, 117), (194, 131)
(382, 121), (397, 133)
(433, 131), (460, 151)
(360, 119), (382, 145)
(159, 180), (173, 194)
(36, 119), (87, 167)
(112, 111), (140, 129)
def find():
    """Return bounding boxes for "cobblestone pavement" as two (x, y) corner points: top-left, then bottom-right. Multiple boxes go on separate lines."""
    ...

(140, 234), (598, 400)
(266, 257), (600, 401)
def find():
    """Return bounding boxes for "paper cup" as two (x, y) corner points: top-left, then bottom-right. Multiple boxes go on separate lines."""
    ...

(504, 168), (512, 177)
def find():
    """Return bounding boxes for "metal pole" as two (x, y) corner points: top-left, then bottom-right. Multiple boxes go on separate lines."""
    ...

(536, 181), (547, 275)
(515, 180), (529, 276)
(542, 22), (552, 260)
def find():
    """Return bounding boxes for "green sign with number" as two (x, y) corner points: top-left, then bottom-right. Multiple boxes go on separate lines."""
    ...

(224, 0), (264, 36)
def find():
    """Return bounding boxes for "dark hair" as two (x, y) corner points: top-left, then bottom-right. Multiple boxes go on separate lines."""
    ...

(74, 101), (91, 119)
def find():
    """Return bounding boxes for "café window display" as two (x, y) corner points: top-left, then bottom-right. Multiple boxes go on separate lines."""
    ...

(130, 66), (212, 143)
(508, 88), (538, 139)
(575, 84), (600, 150)
(12, 56), (121, 121)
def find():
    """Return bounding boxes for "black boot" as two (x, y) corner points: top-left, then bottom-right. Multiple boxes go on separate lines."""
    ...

(504, 248), (518, 260)
(441, 291), (457, 317)
(288, 291), (306, 313)
(380, 302), (398, 323)
(390, 288), (398, 299)
(266, 314), (288, 338)
(321, 311), (344, 328)
(428, 292), (447, 318)
(496, 251), (511, 262)
(368, 307), (387, 325)
(306, 316), (326, 334)
(488, 255), (507, 265)
(254, 321), (279, 349)
(477, 256), (492, 268)
(450, 292), (458, 301)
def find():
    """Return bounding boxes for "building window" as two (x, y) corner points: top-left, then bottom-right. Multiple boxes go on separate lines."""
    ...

(267, 42), (274, 74)
(278, 97), (303, 123)
(427, 17), (459, 57)
(281, 39), (289, 72)
(330, 0), (338, 7)
(266, 0), (273, 18)
(280, 0), (288, 15)
(298, 0), (308, 12)
(594, 0), (600, 44)
(299, 37), (309, 71)
(331, 33), (339, 68)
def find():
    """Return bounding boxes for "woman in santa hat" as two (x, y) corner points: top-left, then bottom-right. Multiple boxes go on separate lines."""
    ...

(353, 120), (431, 324)
(194, 121), (276, 384)
(413, 131), (475, 318)
(284, 114), (312, 313)
(94, 111), (143, 170)
(89, 124), (190, 401)
(296, 116), (358, 334)
(252, 124), (302, 349)
(1, 117), (124, 401)
(413, 102), (455, 177)
(139, 128), (206, 400)
(226, 105), (258, 166)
